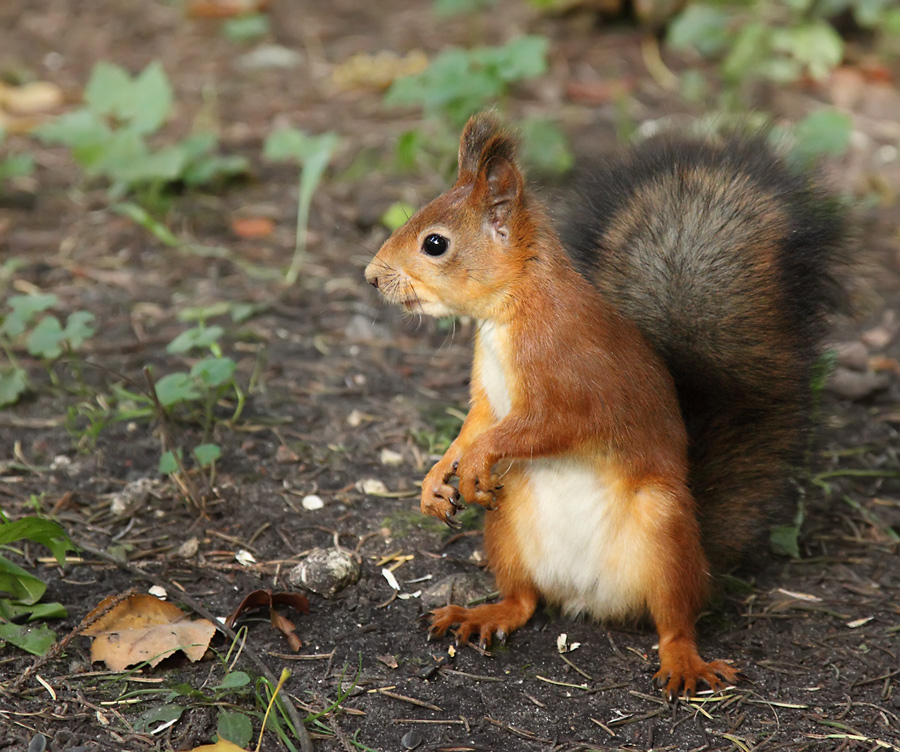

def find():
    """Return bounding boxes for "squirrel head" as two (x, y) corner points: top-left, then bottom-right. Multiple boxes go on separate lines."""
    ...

(365, 112), (532, 321)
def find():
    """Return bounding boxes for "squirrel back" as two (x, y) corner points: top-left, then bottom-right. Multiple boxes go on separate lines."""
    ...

(560, 133), (846, 569)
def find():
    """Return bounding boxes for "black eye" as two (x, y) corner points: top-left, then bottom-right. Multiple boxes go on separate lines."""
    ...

(422, 233), (449, 257)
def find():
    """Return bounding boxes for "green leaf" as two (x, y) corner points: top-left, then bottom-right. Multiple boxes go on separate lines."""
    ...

(190, 357), (236, 388)
(222, 13), (270, 42)
(25, 315), (65, 359)
(770, 524), (800, 558)
(129, 61), (174, 135)
(0, 620), (57, 655)
(0, 367), (28, 407)
(519, 116), (572, 174)
(216, 670), (252, 690)
(192, 443), (221, 468)
(0, 153), (35, 181)
(0, 516), (73, 566)
(183, 153), (249, 186)
(380, 202), (416, 232)
(0, 554), (47, 605)
(1, 293), (58, 337)
(134, 703), (185, 733)
(667, 4), (732, 57)
(63, 311), (96, 349)
(158, 450), (180, 475)
(34, 109), (111, 151)
(263, 128), (340, 166)
(793, 109), (853, 163)
(84, 61), (134, 118)
(154, 372), (201, 407)
(167, 325), (225, 354)
(773, 22), (843, 81)
(217, 709), (254, 748)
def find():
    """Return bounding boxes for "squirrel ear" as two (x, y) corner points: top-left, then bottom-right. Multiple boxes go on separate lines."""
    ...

(457, 111), (518, 183)
(482, 155), (521, 240)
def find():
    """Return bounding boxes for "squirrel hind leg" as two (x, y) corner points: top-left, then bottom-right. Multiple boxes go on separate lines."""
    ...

(428, 589), (538, 650)
(654, 636), (739, 699)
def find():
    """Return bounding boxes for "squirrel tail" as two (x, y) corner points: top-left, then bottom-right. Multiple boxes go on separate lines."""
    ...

(561, 132), (847, 570)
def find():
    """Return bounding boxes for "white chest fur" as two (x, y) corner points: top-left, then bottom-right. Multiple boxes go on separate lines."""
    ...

(476, 320), (512, 420)
(516, 458), (656, 620)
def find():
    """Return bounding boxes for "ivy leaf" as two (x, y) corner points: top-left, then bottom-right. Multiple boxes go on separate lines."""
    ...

(0, 367), (28, 407)
(193, 444), (221, 468)
(190, 357), (236, 388)
(154, 373), (201, 407)
(63, 311), (96, 349)
(217, 709), (254, 749)
(26, 316), (65, 359)
(667, 4), (732, 57)
(128, 61), (173, 134)
(167, 325), (225, 354)
(1, 293), (58, 338)
(158, 450), (180, 475)
(84, 61), (135, 118)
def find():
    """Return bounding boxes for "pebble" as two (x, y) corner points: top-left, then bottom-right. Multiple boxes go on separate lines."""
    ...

(289, 548), (360, 598)
(401, 730), (423, 749)
(234, 45), (303, 72)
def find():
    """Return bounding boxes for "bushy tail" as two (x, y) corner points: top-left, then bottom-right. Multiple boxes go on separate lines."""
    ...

(561, 133), (846, 569)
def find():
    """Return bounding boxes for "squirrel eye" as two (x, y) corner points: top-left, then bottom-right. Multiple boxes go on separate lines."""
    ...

(421, 233), (449, 257)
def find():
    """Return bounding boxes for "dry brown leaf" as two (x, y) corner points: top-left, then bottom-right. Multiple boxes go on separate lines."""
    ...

(225, 589), (309, 652)
(231, 217), (274, 239)
(184, 740), (248, 752)
(186, 0), (268, 19)
(83, 594), (216, 671)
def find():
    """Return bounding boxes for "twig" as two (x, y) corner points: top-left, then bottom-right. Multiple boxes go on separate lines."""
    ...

(143, 366), (206, 511)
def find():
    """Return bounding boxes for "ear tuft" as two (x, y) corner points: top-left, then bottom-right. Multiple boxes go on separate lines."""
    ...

(457, 111), (519, 183)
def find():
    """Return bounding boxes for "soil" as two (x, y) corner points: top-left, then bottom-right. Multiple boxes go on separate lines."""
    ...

(1, 2), (899, 751)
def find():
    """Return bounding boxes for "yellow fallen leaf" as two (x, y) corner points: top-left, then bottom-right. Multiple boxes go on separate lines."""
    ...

(184, 740), (248, 752)
(332, 50), (428, 91)
(0, 81), (64, 114)
(83, 593), (217, 671)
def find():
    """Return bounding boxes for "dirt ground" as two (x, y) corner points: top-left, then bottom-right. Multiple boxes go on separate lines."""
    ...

(1, 1), (899, 751)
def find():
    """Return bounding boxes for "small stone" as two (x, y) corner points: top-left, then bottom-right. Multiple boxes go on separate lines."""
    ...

(835, 341), (869, 371)
(110, 477), (154, 516)
(234, 45), (303, 72)
(826, 367), (890, 401)
(401, 730), (423, 750)
(357, 478), (388, 495)
(380, 448), (403, 466)
(289, 548), (360, 598)
(175, 537), (199, 559)
(302, 494), (325, 511)
(275, 445), (299, 464)
(27, 733), (47, 752)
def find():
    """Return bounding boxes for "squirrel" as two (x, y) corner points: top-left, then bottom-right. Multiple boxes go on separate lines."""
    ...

(364, 112), (845, 697)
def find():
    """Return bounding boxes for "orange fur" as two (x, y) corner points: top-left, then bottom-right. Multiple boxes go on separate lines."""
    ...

(365, 113), (736, 697)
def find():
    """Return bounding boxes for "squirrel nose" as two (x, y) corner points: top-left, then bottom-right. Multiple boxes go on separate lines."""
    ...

(369, 276), (380, 289)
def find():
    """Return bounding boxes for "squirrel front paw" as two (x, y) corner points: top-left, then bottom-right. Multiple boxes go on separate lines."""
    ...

(421, 461), (465, 528)
(456, 447), (502, 508)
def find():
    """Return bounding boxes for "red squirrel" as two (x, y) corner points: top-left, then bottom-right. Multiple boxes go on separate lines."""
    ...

(364, 112), (844, 697)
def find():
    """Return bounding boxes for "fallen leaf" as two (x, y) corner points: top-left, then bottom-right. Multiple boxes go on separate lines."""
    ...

(184, 740), (248, 752)
(186, 0), (268, 18)
(0, 81), (64, 114)
(83, 594), (216, 671)
(225, 589), (309, 651)
(333, 50), (428, 91)
(231, 217), (274, 239)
